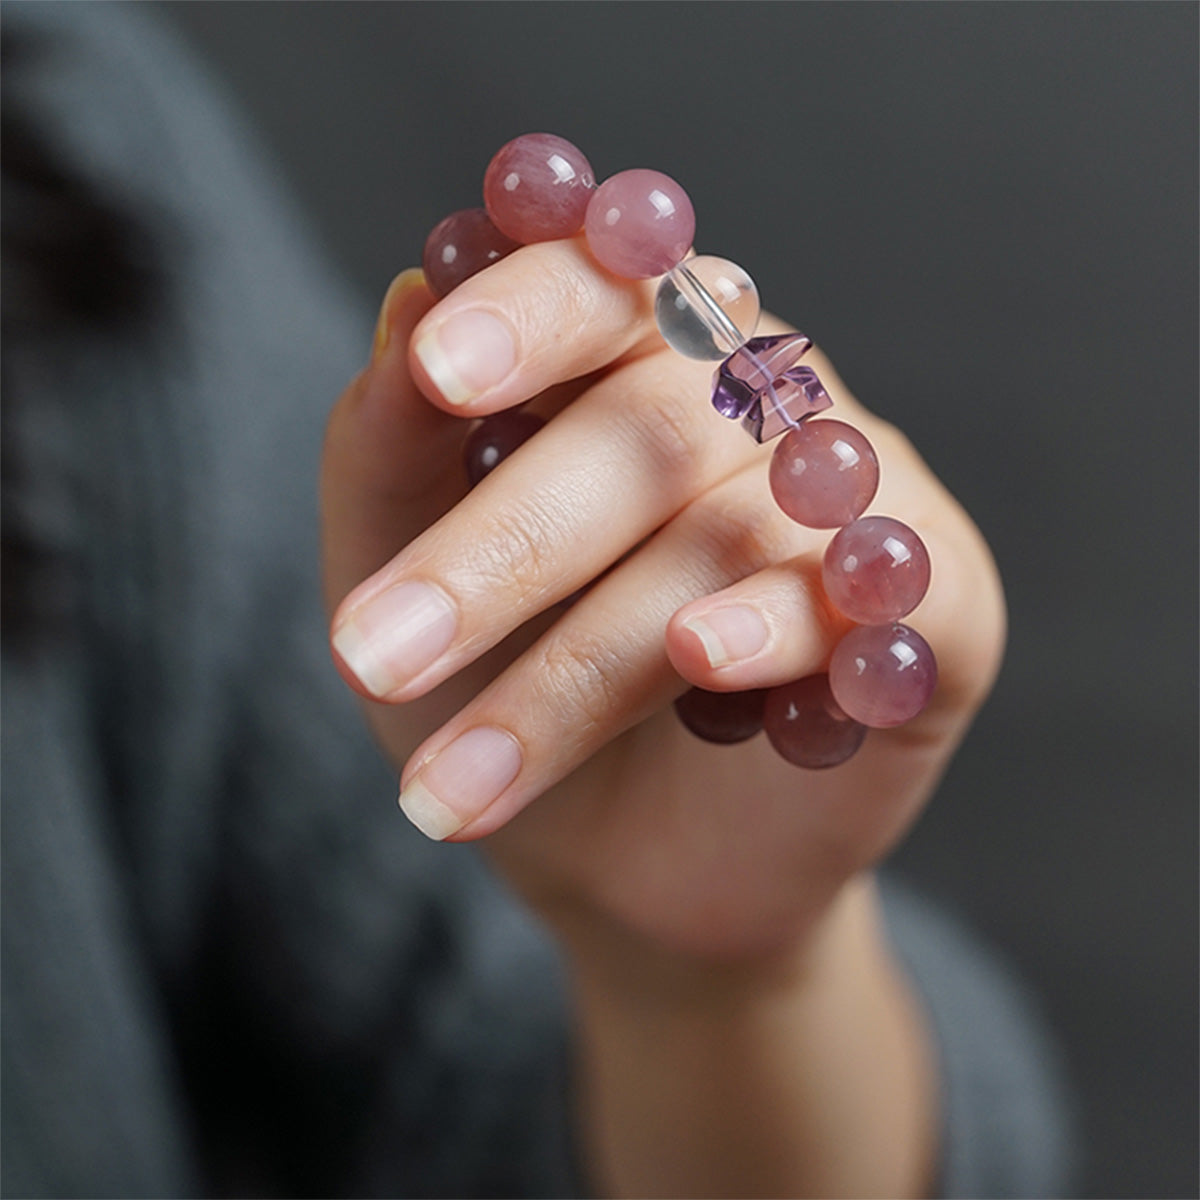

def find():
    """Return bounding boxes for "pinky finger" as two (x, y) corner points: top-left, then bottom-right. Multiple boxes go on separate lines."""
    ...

(665, 559), (849, 692)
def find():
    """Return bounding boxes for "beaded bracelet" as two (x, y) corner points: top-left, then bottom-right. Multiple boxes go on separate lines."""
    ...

(422, 133), (937, 769)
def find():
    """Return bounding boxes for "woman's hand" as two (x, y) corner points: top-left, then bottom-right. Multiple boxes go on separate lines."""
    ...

(322, 240), (1005, 1196)
(322, 241), (1004, 966)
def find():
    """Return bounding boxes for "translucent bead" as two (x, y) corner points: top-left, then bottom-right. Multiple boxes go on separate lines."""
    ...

(654, 257), (760, 360)
(828, 623), (937, 729)
(674, 687), (765, 744)
(423, 208), (520, 299)
(763, 674), (867, 769)
(483, 133), (595, 243)
(769, 419), (879, 528)
(463, 410), (546, 486)
(585, 169), (694, 279)
(822, 516), (931, 624)
(710, 333), (833, 443)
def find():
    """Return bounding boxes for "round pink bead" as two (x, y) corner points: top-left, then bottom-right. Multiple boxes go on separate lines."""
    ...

(828, 623), (937, 729)
(423, 208), (520, 299)
(463, 410), (546, 487)
(768, 419), (880, 530)
(822, 516), (932, 624)
(584, 169), (695, 279)
(674, 687), (765, 744)
(483, 133), (595, 243)
(764, 674), (867, 769)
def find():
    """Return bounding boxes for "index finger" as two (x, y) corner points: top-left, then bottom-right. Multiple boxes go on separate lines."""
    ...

(408, 238), (658, 414)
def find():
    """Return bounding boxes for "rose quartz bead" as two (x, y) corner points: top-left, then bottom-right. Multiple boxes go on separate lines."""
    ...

(768, 419), (880, 529)
(463, 410), (546, 486)
(483, 133), (595, 243)
(763, 674), (867, 769)
(822, 516), (931, 624)
(674, 687), (765, 744)
(584, 169), (695, 279)
(423, 208), (520, 299)
(828, 623), (937, 729)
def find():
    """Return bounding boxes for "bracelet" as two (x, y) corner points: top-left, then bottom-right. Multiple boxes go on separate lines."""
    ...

(422, 133), (937, 769)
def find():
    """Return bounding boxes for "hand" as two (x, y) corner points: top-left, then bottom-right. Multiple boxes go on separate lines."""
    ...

(321, 241), (1005, 967)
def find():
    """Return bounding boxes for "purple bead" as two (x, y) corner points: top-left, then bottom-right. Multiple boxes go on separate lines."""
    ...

(483, 133), (595, 244)
(674, 687), (765, 744)
(823, 516), (931, 624)
(769, 419), (879, 529)
(828, 623), (938, 729)
(710, 334), (833, 443)
(584, 169), (695, 279)
(423, 208), (520, 299)
(463, 410), (546, 486)
(763, 674), (867, 769)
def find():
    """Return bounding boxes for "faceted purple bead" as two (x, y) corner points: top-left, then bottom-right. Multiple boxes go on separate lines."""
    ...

(822, 516), (931, 624)
(585, 169), (695, 279)
(828, 623), (938, 729)
(674, 687), (765, 744)
(763, 674), (867, 769)
(483, 133), (596, 244)
(769, 419), (880, 529)
(423, 208), (520, 299)
(710, 334), (833, 444)
(463, 410), (546, 486)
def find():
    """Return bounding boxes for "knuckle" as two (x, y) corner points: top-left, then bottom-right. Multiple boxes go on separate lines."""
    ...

(618, 377), (713, 489)
(460, 494), (569, 604)
(532, 629), (628, 739)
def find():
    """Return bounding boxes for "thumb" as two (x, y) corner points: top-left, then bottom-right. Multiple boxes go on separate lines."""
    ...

(321, 268), (467, 614)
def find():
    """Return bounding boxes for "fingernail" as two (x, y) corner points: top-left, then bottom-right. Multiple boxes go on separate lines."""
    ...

(682, 606), (769, 668)
(413, 309), (517, 405)
(399, 726), (523, 840)
(373, 267), (427, 361)
(332, 581), (456, 698)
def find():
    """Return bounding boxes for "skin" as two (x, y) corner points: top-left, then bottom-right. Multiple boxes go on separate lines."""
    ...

(321, 240), (1006, 1197)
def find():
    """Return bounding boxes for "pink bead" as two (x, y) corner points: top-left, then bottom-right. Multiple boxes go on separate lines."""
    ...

(769, 419), (880, 529)
(483, 133), (595, 243)
(584, 169), (695, 279)
(423, 208), (520, 299)
(828, 623), (937, 729)
(463, 410), (546, 486)
(764, 674), (867, 769)
(674, 688), (765, 744)
(822, 516), (931, 624)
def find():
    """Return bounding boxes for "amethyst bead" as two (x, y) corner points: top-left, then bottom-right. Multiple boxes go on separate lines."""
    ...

(763, 674), (867, 769)
(483, 133), (596, 243)
(674, 687), (766, 744)
(769, 419), (879, 529)
(828, 623), (938, 729)
(463, 410), (546, 486)
(585, 169), (695, 279)
(711, 334), (833, 444)
(823, 516), (931, 624)
(423, 208), (520, 299)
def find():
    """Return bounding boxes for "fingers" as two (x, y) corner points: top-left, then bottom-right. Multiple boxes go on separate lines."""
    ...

(408, 238), (658, 414)
(393, 467), (832, 843)
(666, 563), (851, 692)
(329, 347), (757, 704)
(322, 269), (458, 611)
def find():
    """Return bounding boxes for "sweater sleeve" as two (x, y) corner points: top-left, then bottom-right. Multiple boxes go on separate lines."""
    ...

(2, 5), (1072, 1197)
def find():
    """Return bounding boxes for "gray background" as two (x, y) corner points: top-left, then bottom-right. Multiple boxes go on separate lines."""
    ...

(154, 3), (1197, 1196)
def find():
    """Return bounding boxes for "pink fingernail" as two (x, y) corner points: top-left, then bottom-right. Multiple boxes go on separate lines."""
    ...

(332, 581), (456, 698)
(413, 309), (516, 405)
(682, 605), (769, 668)
(399, 726), (523, 840)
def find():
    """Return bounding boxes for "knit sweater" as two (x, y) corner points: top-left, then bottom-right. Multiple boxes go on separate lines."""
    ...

(0, 4), (1072, 1196)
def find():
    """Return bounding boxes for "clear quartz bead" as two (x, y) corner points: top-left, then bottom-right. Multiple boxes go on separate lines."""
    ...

(655, 257), (760, 360)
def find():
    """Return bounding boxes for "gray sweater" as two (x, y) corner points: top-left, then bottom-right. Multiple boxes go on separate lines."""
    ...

(1, 4), (1072, 1196)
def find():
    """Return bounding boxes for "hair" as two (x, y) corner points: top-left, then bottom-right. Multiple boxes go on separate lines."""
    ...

(1, 29), (163, 642)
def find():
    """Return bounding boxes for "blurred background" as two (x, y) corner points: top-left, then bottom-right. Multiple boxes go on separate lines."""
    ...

(151, 4), (1197, 1196)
